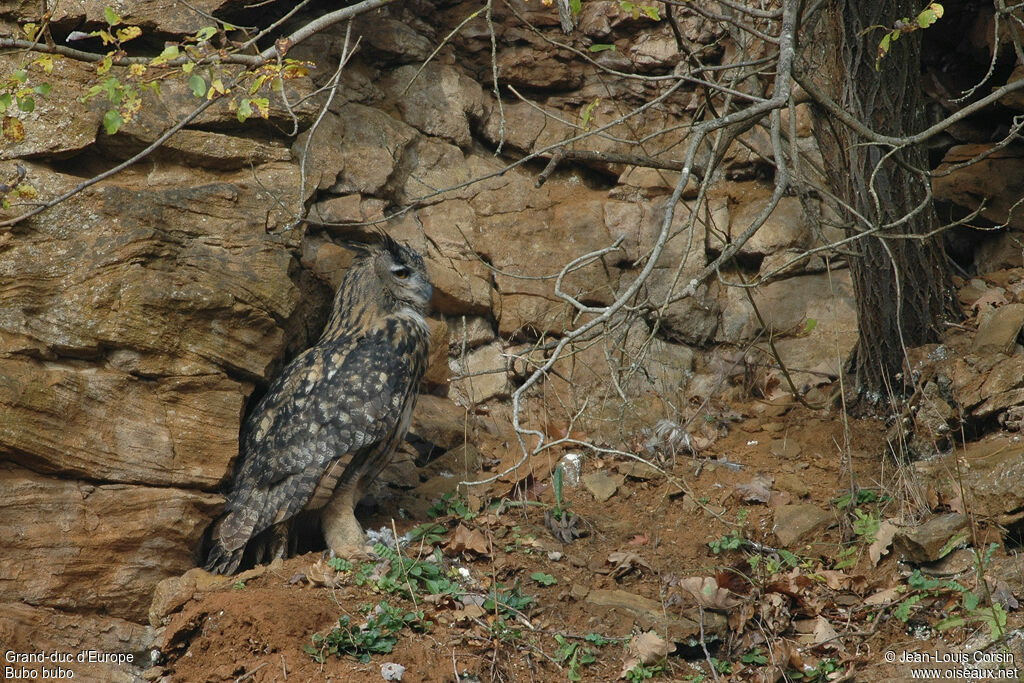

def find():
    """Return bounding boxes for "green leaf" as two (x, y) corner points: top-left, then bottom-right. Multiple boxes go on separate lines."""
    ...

(16, 96), (34, 113)
(154, 44), (179, 65)
(876, 33), (891, 67)
(33, 83), (51, 96)
(188, 74), (207, 98)
(530, 572), (557, 586)
(569, 0), (581, 16)
(12, 70), (27, 83)
(640, 4), (660, 20)
(917, 3), (943, 28)
(0, 93), (11, 112)
(103, 108), (123, 135)
(935, 615), (966, 631)
(235, 96), (251, 121)
(104, 6), (121, 26)
(581, 98), (600, 130)
(588, 43), (616, 53)
(804, 318), (817, 333)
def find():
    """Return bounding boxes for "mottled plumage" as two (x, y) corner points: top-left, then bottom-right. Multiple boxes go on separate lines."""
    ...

(205, 232), (432, 575)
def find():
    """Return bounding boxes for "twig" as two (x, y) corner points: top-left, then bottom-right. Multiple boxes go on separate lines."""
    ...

(233, 662), (268, 683)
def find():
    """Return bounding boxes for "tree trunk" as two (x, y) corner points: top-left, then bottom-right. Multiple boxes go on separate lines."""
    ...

(804, 0), (960, 405)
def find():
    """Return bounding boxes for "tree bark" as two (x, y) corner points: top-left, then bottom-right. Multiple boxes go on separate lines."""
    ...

(804, 0), (960, 405)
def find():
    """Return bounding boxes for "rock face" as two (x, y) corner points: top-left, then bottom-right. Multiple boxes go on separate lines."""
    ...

(3, 0), (1015, 669)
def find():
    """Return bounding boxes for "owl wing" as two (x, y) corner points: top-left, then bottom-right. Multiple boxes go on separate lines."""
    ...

(205, 323), (424, 573)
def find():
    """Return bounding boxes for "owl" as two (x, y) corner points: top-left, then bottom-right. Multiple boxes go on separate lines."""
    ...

(204, 232), (432, 575)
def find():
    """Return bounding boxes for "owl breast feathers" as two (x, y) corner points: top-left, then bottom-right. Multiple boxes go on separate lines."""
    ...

(205, 233), (432, 574)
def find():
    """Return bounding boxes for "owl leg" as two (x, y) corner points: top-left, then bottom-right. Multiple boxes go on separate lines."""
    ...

(321, 481), (367, 555)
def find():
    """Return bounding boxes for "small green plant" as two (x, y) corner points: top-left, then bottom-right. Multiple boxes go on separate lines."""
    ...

(427, 491), (477, 521)
(711, 657), (733, 674)
(618, 1), (661, 21)
(504, 525), (540, 554)
(933, 543), (1008, 640)
(551, 464), (570, 521)
(409, 522), (447, 545)
(327, 556), (353, 572)
(553, 634), (598, 681)
(789, 657), (841, 681)
(306, 600), (428, 664)
(741, 648), (768, 665)
(483, 581), (534, 619)
(356, 543), (462, 599)
(530, 571), (557, 586)
(624, 661), (664, 681)
(232, 580), (246, 590)
(709, 509), (748, 555)
(834, 487), (889, 510)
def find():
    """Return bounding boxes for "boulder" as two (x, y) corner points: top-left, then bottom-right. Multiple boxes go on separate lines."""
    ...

(385, 64), (484, 149)
(773, 504), (833, 547)
(0, 463), (221, 622)
(294, 103), (418, 194)
(0, 359), (243, 487)
(0, 602), (152, 682)
(450, 341), (510, 404)
(972, 303), (1024, 354)
(718, 269), (856, 344)
(727, 196), (812, 258)
(0, 164), (303, 380)
(892, 514), (969, 564)
(933, 145), (1024, 231)
(916, 436), (1024, 527)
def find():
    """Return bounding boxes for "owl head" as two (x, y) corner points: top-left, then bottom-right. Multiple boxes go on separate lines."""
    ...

(343, 231), (432, 314)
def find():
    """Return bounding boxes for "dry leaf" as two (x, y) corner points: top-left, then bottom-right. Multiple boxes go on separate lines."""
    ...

(869, 520), (899, 566)
(987, 577), (1020, 611)
(305, 558), (350, 588)
(765, 568), (813, 597)
(629, 534), (649, 546)
(605, 551), (653, 578)
(619, 631), (671, 678)
(812, 616), (840, 648)
(736, 474), (774, 504)
(446, 524), (490, 555)
(677, 576), (743, 610)
(817, 569), (851, 591)
(864, 586), (902, 605)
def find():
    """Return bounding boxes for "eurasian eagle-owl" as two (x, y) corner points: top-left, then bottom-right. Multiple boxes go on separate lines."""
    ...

(205, 232), (431, 574)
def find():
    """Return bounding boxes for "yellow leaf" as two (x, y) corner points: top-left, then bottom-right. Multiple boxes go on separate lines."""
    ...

(116, 26), (142, 43)
(33, 54), (54, 73)
(2, 117), (25, 142)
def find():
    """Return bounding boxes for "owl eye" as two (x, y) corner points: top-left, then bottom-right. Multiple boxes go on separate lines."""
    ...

(392, 266), (410, 279)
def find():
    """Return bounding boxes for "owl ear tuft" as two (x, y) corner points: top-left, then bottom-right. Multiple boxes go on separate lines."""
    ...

(339, 239), (373, 257)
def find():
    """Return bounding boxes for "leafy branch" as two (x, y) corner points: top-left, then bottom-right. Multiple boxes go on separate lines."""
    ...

(865, 2), (944, 70)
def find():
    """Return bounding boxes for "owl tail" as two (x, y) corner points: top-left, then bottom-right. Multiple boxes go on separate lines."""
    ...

(203, 514), (248, 575)
(204, 540), (244, 575)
